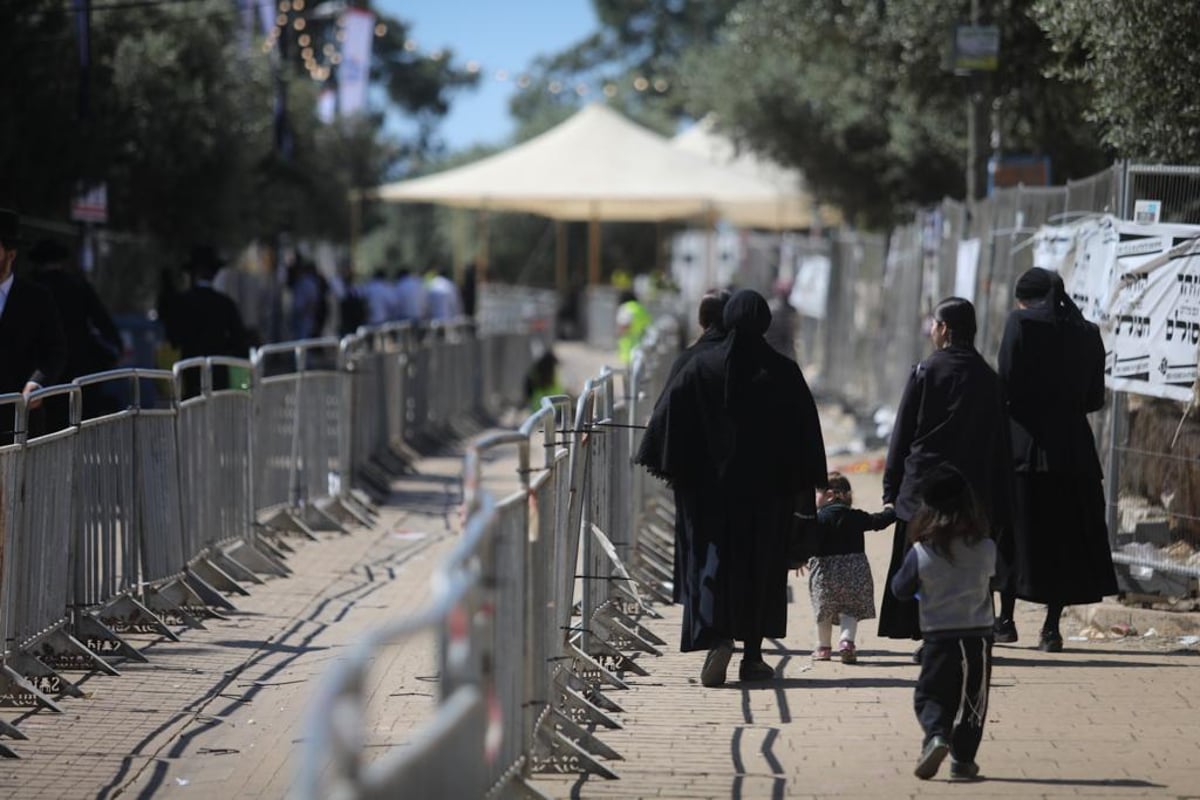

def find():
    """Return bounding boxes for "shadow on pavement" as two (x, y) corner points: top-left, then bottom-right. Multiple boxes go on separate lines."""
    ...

(981, 776), (1165, 788)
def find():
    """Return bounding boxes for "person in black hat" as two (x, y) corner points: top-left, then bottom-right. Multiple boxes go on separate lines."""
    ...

(0, 209), (67, 436)
(28, 238), (123, 423)
(993, 267), (1115, 652)
(158, 245), (249, 395)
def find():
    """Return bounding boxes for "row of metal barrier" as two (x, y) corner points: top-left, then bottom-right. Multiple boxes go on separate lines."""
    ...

(0, 318), (534, 758)
(298, 318), (682, 799)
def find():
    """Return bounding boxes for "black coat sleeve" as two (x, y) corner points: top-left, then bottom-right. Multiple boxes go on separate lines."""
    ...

(848, 506), (897, 532)
(1084, 322), (1106, 413)
(883, 365), (922, 505)
(30, 290), (67, 387)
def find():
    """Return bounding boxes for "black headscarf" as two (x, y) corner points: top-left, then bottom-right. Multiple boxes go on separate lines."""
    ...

(637, 288), (826, 497)
(1015, 267), (1085, 324)
(722, 289), (773, 411)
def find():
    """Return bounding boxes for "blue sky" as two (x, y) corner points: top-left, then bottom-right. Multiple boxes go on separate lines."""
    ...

(377, 0), (599, 152)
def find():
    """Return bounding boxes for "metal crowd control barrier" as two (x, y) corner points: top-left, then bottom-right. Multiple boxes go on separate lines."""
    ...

(570, 370), (664, 672)
(252, 338), (363, 538)
(299, 396), (637, 798)
(0, 298), (546, 757)
(174, 358), (288, 592)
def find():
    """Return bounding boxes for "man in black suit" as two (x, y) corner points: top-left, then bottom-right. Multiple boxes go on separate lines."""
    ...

(0, 209), (67, 435)
(158, 245), (249, 395)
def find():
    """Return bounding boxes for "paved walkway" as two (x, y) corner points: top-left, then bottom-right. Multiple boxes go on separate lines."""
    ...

(2, 342), (1197, 799)
(532, 464), (1200, 799)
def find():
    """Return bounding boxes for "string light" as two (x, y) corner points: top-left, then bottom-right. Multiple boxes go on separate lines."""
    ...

(292, 0), (304, 9)
(374, 22), (387, 37)
(298, 33), (310, 47)
(633, 76), (649, 92)
(293, 17), (305, 30)
(548, 80), (562, 94)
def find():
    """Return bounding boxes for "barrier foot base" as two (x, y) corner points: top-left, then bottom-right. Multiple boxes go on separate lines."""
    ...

(0, 665), (62, 712)
(348, 487), (378, 514)
(303, 503), (347, 533)
(600, 606), (667, 649)
(139, 582), (209, 629)
(0, 716), (26, 740)
(559, 669), (624, 714)
(548, 706), (623, 759)
(554, 677), (621, 730)
(562, 643), (629, 691)
(582, 636), (649, 677)
(100, 593), (186, 640)
(31, 626), (121, 676)
(78, 612), (148, 662)
(317, 495), (372, 528)
(0, 742), (19, 759)
(509, 777), (552, 800)
(211, 548), (265, 585)
(183, 570), (238, 611)
(189, 557), (250, 598)
(7, 652), (84, 699)
(263, 509), (320, 541)
(530, 725), (618, 779)
(228, 537), (291, 576)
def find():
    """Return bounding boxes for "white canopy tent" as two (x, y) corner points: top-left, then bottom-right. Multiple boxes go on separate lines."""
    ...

(368, 104), (822, 284)
(670, 114), (842, 229)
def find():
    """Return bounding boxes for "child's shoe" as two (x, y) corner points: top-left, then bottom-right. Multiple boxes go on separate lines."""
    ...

(838, 640), (857, 664)
(812, 645), (832, 661)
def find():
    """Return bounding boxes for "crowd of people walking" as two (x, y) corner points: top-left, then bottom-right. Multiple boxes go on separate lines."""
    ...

(636, 273), (1117, 781)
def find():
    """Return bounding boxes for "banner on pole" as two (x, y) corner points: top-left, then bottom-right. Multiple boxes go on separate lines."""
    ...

(789, 254), (831, 319)
(338, 8), (375, 117)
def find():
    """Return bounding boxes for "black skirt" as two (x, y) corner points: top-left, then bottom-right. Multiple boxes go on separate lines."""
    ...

(877, 519), (921, 639)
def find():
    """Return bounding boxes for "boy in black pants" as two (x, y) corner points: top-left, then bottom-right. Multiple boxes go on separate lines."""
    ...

(890, 466), (995, 781)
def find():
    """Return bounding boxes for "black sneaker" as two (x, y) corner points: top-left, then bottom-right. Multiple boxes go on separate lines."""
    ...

(993, 618), (1018, 643)
(949, 760), (981, 781)
(700, 640), (734, 687)
(914, 735), (950, 779)
(1038, 630), (1064, 652)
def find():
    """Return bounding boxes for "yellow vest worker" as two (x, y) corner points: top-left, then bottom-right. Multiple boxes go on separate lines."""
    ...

(616, 292), (651, 365)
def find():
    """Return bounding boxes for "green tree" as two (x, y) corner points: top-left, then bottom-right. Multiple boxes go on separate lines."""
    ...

(686, 0), (1107, 228)
(1033, 0), (1200, 162)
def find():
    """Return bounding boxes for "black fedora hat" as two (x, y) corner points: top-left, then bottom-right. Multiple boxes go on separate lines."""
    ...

(0, 208), (25, 248)
(183, 244), (227, 275)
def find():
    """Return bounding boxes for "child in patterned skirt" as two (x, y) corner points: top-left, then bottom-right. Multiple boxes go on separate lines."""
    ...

(803, 472), (895, 663)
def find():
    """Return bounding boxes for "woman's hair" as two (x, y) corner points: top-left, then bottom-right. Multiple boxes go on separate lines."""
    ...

(906, 465), (986, 561)
(698, 289), (732, 331)
(934, 296), (977, 347)
(825, 471), (853, 504)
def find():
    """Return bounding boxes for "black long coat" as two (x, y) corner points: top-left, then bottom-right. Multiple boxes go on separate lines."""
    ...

(877, 344), (1012, 639)
(998, 305), (1116, 605)
(0, 276), (66, 394)
(637, 293), (827, 652)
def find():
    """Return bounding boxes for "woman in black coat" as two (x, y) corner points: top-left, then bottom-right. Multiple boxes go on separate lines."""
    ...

(994, 268), (1116, 652)
(637, 289), (827, 687)
(877, 297), (1012, 647)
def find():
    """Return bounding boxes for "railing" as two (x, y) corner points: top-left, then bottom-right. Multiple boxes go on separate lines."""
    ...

(297, 317), (681, 798)
(0, 315), (535, 757)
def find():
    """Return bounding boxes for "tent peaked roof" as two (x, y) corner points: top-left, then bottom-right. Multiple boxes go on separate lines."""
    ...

(371, 104), (808, 224)
(671, 114), (843, 228)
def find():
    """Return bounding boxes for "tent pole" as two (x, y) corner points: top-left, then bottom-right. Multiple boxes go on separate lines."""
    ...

(704, 203), (717, 291)
(348, 189), (361, 273)
(475, 206), (490, 284)
(555, 219), (567, 294)
(588, 208), (601, 285)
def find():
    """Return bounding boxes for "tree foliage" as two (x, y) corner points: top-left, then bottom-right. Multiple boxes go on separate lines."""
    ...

(1033, 0), (1200, 162)
(685, 0), (1107, 228)
(0, 0), (474, 270)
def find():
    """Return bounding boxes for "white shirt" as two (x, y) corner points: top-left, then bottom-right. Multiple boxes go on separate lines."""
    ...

(0, 273), (13, 321)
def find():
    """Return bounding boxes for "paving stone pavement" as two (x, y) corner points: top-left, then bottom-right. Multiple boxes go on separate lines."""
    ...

(531, 465), (1200, 800)
(0, 440), (518, 800)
